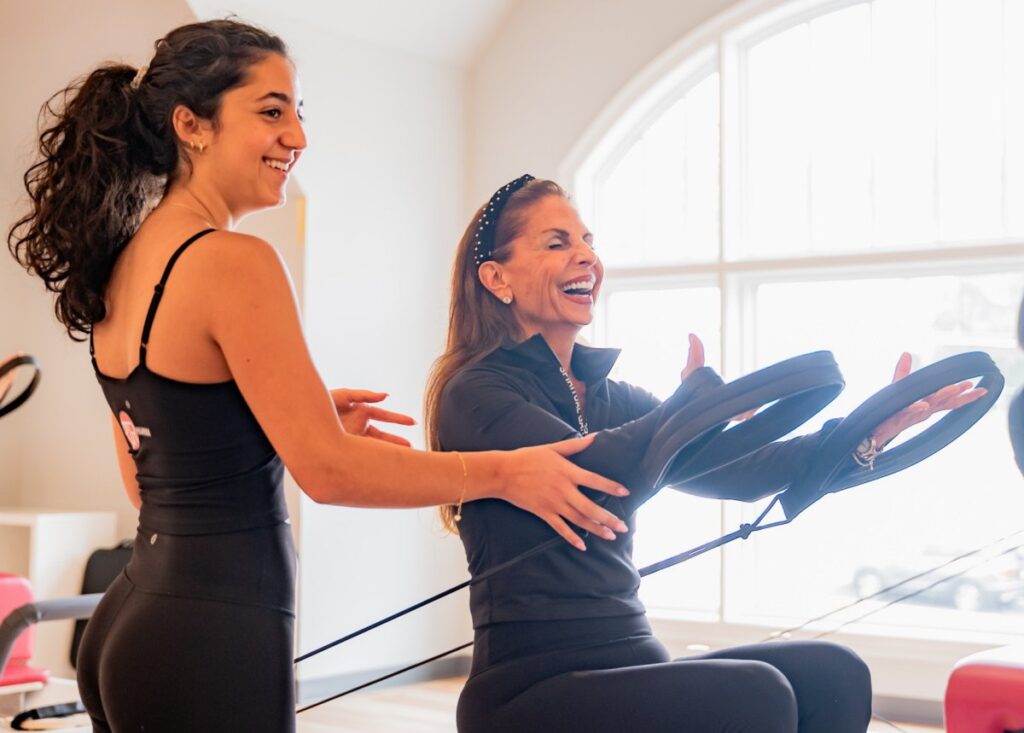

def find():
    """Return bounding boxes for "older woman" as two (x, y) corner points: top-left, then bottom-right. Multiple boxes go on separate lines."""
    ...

(425, 176), (984, 733)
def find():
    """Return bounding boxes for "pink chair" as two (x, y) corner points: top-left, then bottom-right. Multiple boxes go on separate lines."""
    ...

(945, 645), (1024, 733)
(0, 574), (49, 703)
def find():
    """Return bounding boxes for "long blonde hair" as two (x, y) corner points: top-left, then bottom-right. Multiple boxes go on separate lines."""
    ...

(425, 179), (569, 532)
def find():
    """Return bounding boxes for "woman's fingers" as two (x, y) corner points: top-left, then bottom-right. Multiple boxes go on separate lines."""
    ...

(562, 505), (617, 541)
(681, 333), (705, 380)
(948, 387), (987, 408)
(364, 425), (412, 447)
(565, 490), (627, 535)
(569, 465), (629, 498)
(549, 433), (597, 455)
(364, 406), (416, 426)
(926, 382), (982, 410)
(336, 389), (388, 404)
(891, 352), (912, 383)
(731, 408), (758, 422)
(546, 435), (628, 497)
(507, 441), (628, 549)
(542, 515), (586, 551)
(873, 381), (989, 447)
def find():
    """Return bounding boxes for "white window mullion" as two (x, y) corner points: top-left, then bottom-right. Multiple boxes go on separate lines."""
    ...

(867, 0), (877, 248)
(931, 0), (941, 240)
(804, 20), (814, 253)
(1001, 0), (1009, 237)
(571, 0), (1024, 709)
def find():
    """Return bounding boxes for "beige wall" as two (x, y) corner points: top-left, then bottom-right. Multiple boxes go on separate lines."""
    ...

(0, 3), (307, 540)
(218, 9), (472, 684)
(0, 0), (197, 536)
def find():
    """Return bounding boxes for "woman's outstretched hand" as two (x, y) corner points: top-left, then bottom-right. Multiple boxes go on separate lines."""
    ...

(680, 333), (705, 380)
(869, 352), (988, 448)
(498, 434), (630, 551)
(330, 389), (416, 447)
(680, 334), (757, 421)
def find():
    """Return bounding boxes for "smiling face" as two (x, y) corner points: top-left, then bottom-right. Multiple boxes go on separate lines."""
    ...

(481, 194), (603, 343)
(188, 52), (306, 217)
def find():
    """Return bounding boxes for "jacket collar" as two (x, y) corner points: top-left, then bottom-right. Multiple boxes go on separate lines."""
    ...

(500, 333), (621, 384)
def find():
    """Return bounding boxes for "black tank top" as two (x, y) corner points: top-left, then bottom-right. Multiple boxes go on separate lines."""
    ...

(91, 229), (288, 535)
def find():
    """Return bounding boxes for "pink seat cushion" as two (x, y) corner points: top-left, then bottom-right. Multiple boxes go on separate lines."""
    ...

(0, 574), (39, 684)
(946, 646), (1024, 733)
(0, 660), (49, 688)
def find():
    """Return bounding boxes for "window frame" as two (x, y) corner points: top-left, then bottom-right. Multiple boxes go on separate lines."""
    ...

(562, 0), (1024, 707)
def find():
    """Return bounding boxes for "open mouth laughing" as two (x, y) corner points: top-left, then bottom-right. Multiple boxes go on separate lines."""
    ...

(560, 275), (597, 304)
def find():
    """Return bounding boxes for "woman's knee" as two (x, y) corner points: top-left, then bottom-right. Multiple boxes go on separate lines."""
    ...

(728, 660), (800, 732)
(794, 642), (872, 732)
(807, 642), (871, 696)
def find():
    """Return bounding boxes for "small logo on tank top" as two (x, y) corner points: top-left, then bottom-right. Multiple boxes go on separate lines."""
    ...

(119, 410), (141, 451)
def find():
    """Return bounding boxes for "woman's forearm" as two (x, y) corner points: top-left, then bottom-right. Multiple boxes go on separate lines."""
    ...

(296, 432), (502, 507)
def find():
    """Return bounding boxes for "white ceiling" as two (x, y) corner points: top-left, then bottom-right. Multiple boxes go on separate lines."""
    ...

(187, 0), (515, 66)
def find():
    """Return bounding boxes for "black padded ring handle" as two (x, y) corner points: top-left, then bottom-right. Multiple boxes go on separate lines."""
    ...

(780, 351), (1004, 519)
(640, 351), (845, 495)
(0, 354), (41, 419)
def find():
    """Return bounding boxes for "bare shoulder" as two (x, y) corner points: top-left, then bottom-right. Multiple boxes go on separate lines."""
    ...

(192, 230), (286, 272)
(187, 231), (293, 294)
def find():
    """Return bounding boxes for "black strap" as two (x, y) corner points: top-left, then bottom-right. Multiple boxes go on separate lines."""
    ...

(0, 354), (41, 419)
(639, 351), (845, 492)
(644, 351), (1005, 577)
(138, 229), (216, 365)
(780, 351), (1004, 519)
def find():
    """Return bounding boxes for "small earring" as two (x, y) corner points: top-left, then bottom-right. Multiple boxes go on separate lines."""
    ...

(190, 140), (206, 154)
(501, 296), (513, 305)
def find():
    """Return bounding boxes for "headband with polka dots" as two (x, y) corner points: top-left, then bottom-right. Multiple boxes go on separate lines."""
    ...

(472, 174), (535, 265)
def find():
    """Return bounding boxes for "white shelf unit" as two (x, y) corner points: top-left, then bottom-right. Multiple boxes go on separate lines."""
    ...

(0, 508), (117, 679)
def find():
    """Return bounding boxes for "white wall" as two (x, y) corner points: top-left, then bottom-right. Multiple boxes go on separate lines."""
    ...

(2, 0), (471, 688)
(0, 0), (198, 538)
(180, 8), (473, 685)
(287, 24), (469, 686)
(465, 0), (740, 209)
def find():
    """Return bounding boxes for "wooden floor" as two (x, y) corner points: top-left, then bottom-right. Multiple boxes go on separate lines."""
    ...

(296, 677), (943, 733)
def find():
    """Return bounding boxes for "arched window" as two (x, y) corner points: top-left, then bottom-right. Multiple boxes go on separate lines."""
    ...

(568, 0), (1024, 671)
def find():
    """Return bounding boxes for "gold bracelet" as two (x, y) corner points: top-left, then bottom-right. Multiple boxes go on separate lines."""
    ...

(453, 451), (468, 523)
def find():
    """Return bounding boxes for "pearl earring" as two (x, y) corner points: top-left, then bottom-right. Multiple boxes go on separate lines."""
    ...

(502, 296), (513, 305)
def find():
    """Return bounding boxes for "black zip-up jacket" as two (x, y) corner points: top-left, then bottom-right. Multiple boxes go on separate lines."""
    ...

(438, 334), (840, 628)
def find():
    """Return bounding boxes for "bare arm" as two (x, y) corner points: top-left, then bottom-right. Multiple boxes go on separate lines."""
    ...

(109, 414), (141, 510)
(197, 233), (626, 544)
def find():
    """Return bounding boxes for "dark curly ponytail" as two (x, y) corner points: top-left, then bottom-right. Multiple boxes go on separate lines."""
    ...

(7, 20), (287, 340)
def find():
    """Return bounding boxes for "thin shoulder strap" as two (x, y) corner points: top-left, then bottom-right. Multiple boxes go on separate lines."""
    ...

(138, 228), (217, 365)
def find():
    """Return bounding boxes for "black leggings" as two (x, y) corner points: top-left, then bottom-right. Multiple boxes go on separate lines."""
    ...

(458, 620), (871, 733)
(76, 523), (296, 732)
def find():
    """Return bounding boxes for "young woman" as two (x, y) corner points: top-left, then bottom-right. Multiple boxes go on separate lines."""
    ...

(7, 24), (626, 732)
(426, 176), (985, 732)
